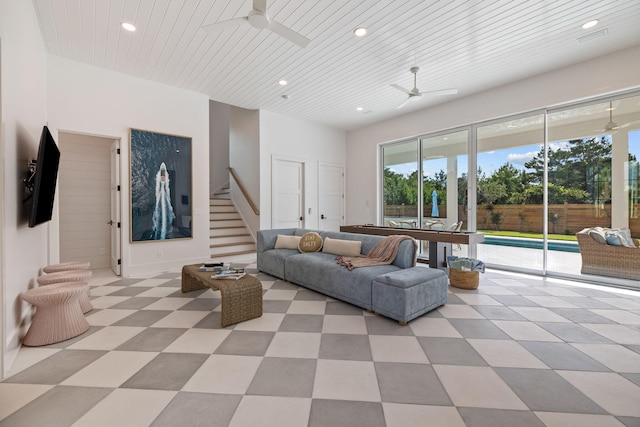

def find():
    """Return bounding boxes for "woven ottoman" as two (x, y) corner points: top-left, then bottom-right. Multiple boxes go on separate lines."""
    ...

(372, 266), (448, 325)
(21, 283), (90, 346)
(38, 270), (93, 313)
(43, 261), (91, 273)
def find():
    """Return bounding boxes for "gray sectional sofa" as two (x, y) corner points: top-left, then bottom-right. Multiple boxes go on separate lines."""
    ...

(257, 228), (448, 324)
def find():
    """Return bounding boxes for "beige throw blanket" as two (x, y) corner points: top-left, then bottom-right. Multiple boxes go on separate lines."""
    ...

(336, 235), (416, 271)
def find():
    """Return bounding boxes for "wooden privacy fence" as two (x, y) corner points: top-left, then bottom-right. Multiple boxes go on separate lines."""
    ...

(385, 203), (640, 236)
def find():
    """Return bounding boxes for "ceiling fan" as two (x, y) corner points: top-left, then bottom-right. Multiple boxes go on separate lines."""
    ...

(391, 67), (458, 109)
(201, 0), (311, 48)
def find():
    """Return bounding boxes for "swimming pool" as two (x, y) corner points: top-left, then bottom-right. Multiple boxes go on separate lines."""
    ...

(481, 236), (580, 253)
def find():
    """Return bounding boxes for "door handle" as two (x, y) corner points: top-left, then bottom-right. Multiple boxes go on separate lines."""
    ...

(107, 220), (114, 225)
(321, 214), (325, 219)
(299, 216), (303, 221)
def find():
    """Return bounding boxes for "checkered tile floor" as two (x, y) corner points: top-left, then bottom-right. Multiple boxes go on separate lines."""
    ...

(2, 262), (640, 427)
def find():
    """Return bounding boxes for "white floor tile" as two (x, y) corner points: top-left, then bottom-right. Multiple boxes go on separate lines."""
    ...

(437, 304), (485, 319)
(369, 335), (429, 364)
(67, 326), (145, 350)
(72, 388), (176, 427)
(150, 310), (209, 328)
(232, 313), (285, 331)
(383, 403), (466, 427)
(182, 355), (262, 394)
(5, 347), (61, 377)
(571, 343), (640, 373)
(135, 286), (180, 298)
(262, 289), (298, 300)
(589, 309), (640, 325)
(409, 317), (462, 338)
(286, 300), (327, 315)
(163, 329), (231, 354)
(62, 351), (158, 387)
(313, 359), (381, 402)
(322, 315), (367, 334)
(558, 371), (640, 417)
(142, 297), (192, 311)
(582, 324), (640, 345)
(456, 294), (503, 306)
(89, 286), (124, 296)
(0, 383), (53, 421)
(434, 365), (528, 410)
(86, 309), (136, 326)
(523, 295), (579, 308)
(89, 296), (131, 309)
(468, 339), (548, 368)
(534, 412), (627, 427)
(130, 279), (172, 288)
(492, 320), (563, 342)
(477, 286), (517, 295)
(229, 396), (311, 427)
(265, 332), (322, 359)
(510, 307), (572, 323)
(595, 298), (640, 311)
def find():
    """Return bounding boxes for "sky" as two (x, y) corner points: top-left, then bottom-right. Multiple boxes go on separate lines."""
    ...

(389, 130), (640, 179)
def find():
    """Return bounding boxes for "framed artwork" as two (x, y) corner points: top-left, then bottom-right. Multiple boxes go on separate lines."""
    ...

(130, 128), (192, 242)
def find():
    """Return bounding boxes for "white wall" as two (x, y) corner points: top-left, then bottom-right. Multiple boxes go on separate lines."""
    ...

(210, 100), (230, 196)
(229, 106), (261, 236)
(346, 44), (640, 226)
(0, 0), (48, 378)
(47, 55), (210, 276)
(259, 110), (346, 230)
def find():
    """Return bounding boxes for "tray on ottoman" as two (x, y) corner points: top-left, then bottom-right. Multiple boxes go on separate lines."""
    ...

(181, 264), (263, 327)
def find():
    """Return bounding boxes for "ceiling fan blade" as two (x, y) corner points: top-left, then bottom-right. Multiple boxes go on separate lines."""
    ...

(269, 20), (311, 48)
(396, 96), (418, 109)
(420, 88), (458, 96)
(201, 17), (248, 32)
(253, 0), (267, 13)
(390, 84), (412, 95)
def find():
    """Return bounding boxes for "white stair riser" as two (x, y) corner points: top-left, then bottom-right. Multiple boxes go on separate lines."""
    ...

(211, 236), (253, 245)
(210, 219), (244, 228)
(210, 213), (240, 221)
(210, 199), (232, 206)
(210, 228), (246, 237)
(210, 206), (236, 213)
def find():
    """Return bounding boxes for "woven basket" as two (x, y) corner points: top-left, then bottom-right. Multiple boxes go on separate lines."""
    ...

(449, 269), (479, 289)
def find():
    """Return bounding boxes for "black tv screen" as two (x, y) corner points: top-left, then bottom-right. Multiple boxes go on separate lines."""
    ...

(28, 126), (60, 228)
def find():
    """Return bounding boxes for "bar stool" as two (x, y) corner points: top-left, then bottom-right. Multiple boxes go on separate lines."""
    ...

(21, 283), (90, 346)
(43, 261), (90, 273)
(38, 270), (93, 313)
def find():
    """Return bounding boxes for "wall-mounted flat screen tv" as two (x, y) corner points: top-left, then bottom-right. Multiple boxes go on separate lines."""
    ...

(28, 126), (60, 228)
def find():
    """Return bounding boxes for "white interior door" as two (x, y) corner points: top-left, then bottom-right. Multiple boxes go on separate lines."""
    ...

(318, 163), (344, 232)
(110, 140), (121, 275)
(272, 158), (304, 228)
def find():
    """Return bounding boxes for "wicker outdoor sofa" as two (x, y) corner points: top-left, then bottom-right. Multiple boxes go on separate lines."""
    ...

(576, 228), (640, 280)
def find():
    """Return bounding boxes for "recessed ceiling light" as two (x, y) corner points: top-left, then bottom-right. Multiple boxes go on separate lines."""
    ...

(353, 27), (367, 37)
(582, 19), (599, 29)
(121, 22), (136, 32)
(356, 107), (364, 111)
(278, 79), (288, 86)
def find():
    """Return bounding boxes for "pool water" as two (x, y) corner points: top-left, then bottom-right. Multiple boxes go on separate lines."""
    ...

(482, 236), (580, 253)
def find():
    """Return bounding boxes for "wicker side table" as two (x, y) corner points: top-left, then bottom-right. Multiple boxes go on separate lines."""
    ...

(181, 264), (263, 327)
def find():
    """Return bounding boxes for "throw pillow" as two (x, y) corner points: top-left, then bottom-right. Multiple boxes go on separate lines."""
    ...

(322, 237), (362, 257)
(609, 228), (636, 248)
(587, 227), (606, 245)
(605, 230), (623, 246)
(298, 232), (323, 253)
(274, 234), (301, 250)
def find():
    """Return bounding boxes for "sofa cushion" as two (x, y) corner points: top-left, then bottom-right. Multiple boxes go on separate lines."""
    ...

(322, 237), (362, 256)
(299, 232), (323, 253)
(587, 227), (606, 245)
(609, 228), (636, 248)
(275, 234), (301, 249)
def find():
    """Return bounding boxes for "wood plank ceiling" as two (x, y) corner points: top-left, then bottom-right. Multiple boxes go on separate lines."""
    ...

(32, 0), (640, 131)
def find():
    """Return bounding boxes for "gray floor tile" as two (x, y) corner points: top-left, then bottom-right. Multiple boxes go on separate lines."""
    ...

(107, 286), (150, 297)
(621, 373), (640, 388)
(418, 337), (487, 366)
(319, 334), (373, 361)
(458, 407), (546, 427)
(449, 319), (511, 339)
(537, 322), (613, 343)
(520, 342), (610, 371)
(44, 326), (103, 348)
(279, 314), (324, 332)
(269, 281), (300, 290)
(104, 278), (146, 287)
(375, 362), (452, 405)
(247, 357), (316, 397)
(473, 306), (527, 321)
(192, 312), (227, 329)
(444, 293), (466, 305)
(0, 386), (113, 427)
(491, 295), (541, 307)
(153, 392), (241, 424)
(110, 297), (162, 310)
(113, 310), (173, 327)
(121, 353), (208, 390)
(178, 298), (221, 311)
(617, 416), (640, 427)
(558, 296), (618, 309)
(325, 300), (365, 315)
(262, 300), (292, 313)
(116, 328), (187, 352)
(308, 399), (385, 427)
(365, 316), (414, 336)
(627, 345), (640, 355)
(160, 279), (182, 288)
(548, 308), (616, 324)
(153, 273), (181, 280)
(508, 287), (553, 296)
(4, 350), (107, 384)
(495, 367), (606, 413)
(215, 331), (275, 356)
(294, 289), (329, 301)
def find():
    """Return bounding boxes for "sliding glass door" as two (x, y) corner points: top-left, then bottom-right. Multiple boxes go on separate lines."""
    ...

(382, 140), (419, 229)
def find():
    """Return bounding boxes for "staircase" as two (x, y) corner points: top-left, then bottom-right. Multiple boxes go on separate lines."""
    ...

(209, 192), (256, 262)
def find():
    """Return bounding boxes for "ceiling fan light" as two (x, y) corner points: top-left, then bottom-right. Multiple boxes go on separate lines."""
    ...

(604, 121), (619, 131)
